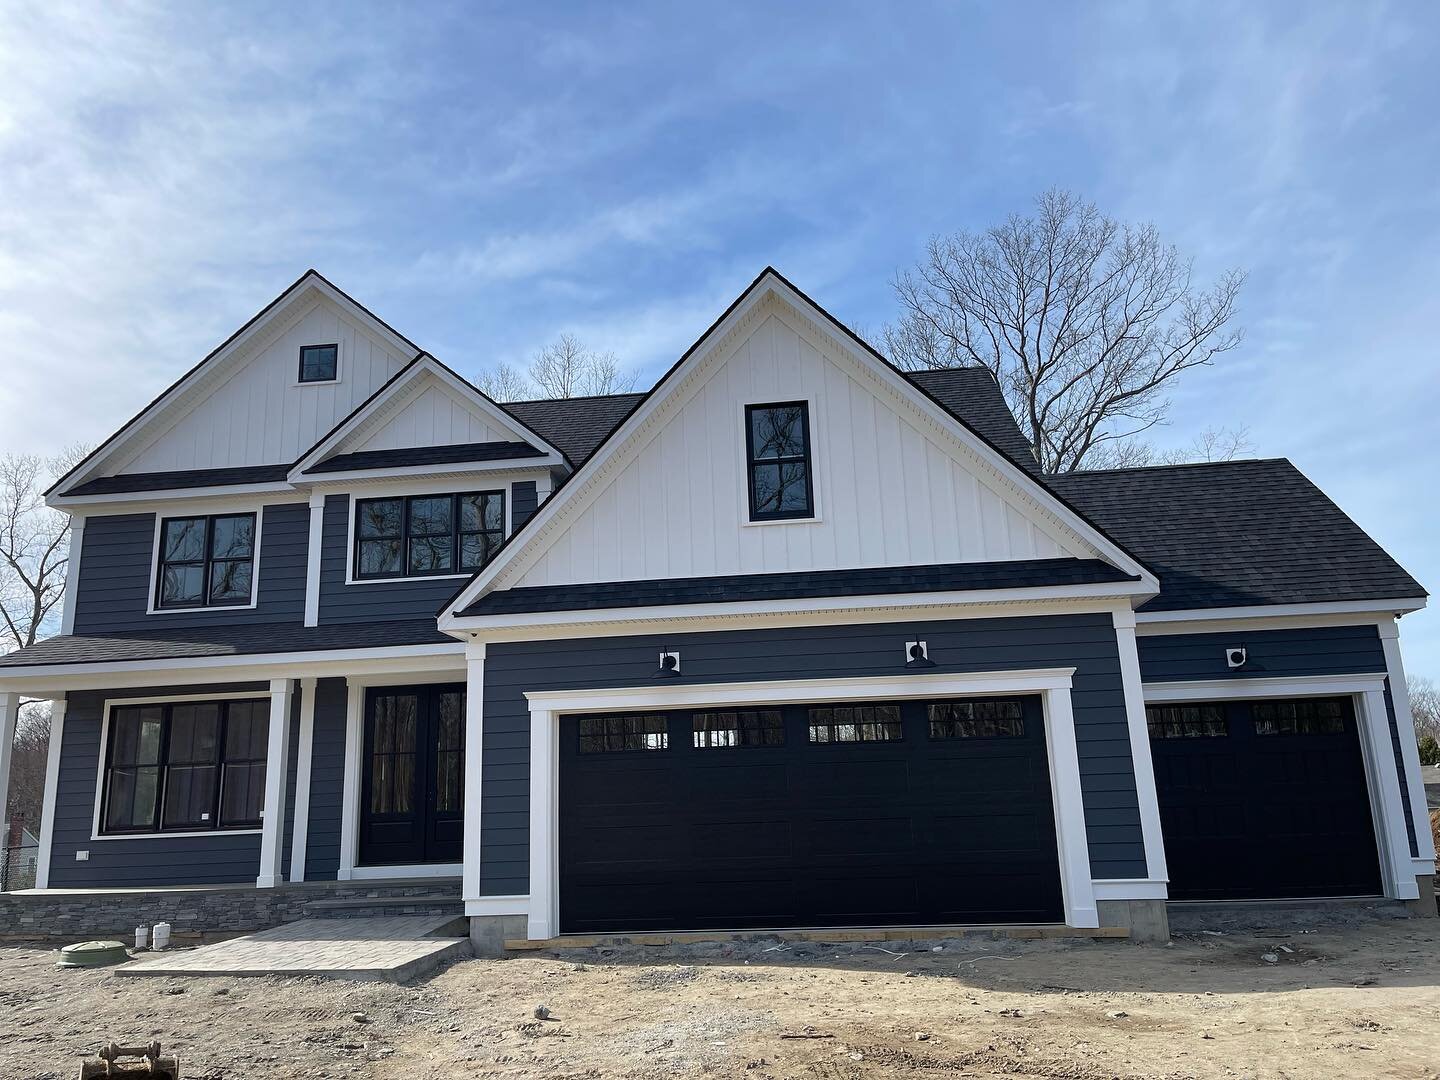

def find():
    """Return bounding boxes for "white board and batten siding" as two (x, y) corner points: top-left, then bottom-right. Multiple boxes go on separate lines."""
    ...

(350, 378), (523, 453)
(119, 297), (413, 474)
(500, 300), (1095, 591)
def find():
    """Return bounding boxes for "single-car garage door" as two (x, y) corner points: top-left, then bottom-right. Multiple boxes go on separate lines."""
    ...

(558, 696), (1063, 934)
(1147, 696), (1383, 901)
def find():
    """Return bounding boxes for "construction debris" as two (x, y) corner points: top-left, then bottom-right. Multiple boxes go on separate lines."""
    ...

(78, 1041), (180, 1079)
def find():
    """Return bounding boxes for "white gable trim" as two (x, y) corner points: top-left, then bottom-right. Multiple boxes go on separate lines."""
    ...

(440, 270), (1156, 626)
(50, 271), (421, 501)
(287, 355), (565, 480)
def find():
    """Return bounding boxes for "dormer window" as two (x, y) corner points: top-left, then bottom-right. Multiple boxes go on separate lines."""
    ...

(298, 343), (339, 383)
(745, 402), (813, 520)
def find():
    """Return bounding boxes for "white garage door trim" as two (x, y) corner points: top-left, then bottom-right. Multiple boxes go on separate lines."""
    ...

(520, 667), (1096, 940)
(1143, 673), (1416, 902)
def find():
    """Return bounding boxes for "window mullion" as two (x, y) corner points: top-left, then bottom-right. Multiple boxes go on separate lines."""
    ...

(155, 704), (173, 832)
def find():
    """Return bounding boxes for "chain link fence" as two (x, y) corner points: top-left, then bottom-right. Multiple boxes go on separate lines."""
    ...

(2, 836), (39, 892)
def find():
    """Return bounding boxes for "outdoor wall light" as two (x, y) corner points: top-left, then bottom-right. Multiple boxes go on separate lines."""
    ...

(905, 640), (936, 668)
(653, 648), (682, 678)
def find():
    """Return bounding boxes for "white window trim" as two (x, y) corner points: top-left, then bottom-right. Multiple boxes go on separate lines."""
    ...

(1142, 672), (1419, 901)
(342, 488), (512, 586)
(292, 339), (344, 387)
(514, 667), (1098, 941)
(145, 508), (264, 616)
(89, 690), (273, 842)
(737, 395), (824, 527)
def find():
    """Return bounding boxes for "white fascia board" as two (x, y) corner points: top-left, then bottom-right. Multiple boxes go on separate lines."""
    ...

(445, 580), (1152, 638)
(0, 643), (465, 694)
(1143, 673), (1388, 701)
(440, 271), (1157, 627)
(50, 485), (302, 512)
(293, 459), (562, 488)
(524, 667), (1077, 714)
(1135, 598), (1428, 633)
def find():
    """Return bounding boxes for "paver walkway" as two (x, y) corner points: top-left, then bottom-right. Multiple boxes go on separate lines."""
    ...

(115, 916), (469, 982)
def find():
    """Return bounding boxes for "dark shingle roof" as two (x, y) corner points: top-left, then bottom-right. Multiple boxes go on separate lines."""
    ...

(906, 368), (1040, 476)
(303, 441), (545, 474)
(1047, 458), (1426, 612)
(65, 464), (293, 496)
(503, 393), (645, 466)
(460, 558), (1136, 616)
(0, 620), (451, 669)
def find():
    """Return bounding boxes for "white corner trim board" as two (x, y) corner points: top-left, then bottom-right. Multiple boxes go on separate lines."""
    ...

(1378, 620), (1439, 863)
(518, 667), (1099, 941)
(34, 695), (67, 889)
(1110, 610), (1169, 885)
(288, 677), (318, 884)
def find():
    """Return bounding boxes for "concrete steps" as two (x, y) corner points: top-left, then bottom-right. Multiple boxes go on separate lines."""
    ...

(299, 880), (462, 922)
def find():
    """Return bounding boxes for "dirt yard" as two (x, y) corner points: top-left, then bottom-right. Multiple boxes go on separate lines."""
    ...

(3, 909), (1439, 1079)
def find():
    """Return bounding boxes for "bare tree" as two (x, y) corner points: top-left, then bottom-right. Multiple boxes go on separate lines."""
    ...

(475, 334), (638, 402)
(1085, 425), (1256, 471)
(6, 702), (50, 831)
(1411, 676), (1440, 741)
(0, 448), (86, 652)
(884, 189), (1246, 473)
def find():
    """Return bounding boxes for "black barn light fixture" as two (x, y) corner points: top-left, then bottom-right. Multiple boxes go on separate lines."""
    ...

(653, 647), (682, 679)
(904, 639), (936, 668)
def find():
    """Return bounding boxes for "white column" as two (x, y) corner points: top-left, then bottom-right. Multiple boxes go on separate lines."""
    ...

(0, 694), (21, 866)
(336, 679), (365, 881)
(60, 516), (85, 635)
(34, 696), (66, 890)
(288, 677), (318, 884)
(1378, 619), (1437, 867)
(1111, 609), (1170, 887)
(462, 643), (486, 903)
(256, 678), (294, 889)
(527, 705), (558, 940)
(303, 493), (325, 627)
(1040, 685), (1099, 928)
(1359, 686), (1419, 899)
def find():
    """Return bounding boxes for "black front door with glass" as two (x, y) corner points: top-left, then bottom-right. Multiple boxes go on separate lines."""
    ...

(359, 684), (465, 867)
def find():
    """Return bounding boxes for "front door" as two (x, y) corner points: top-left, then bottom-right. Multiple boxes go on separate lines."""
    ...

(359, 684), (465, 867)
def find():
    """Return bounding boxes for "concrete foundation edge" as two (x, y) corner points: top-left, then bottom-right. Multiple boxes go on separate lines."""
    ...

(1406, 874), (1438, 918)
(1097, 898), (1170, 943)
(470, 914), (528, 956)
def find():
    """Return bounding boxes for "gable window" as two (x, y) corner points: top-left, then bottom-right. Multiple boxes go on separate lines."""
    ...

(298, 343), (339, 383)
(155, 513), (257, 609)
(354, 491), (505, 579)
(746, 402), (813, 520)
(101, 698), (268, 835)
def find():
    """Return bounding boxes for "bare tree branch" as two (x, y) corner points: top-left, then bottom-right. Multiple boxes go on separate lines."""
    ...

(884, 189), (1246, 473)
(0, 446), (87, 653)
(473, 335), (638, 402)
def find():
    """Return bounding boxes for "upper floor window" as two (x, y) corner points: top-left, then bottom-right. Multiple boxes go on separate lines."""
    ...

(155, 513), (257, 609)
(354, 491), (505, 579)
(298, 343), (339, 383)
(746, 402), (813, 520)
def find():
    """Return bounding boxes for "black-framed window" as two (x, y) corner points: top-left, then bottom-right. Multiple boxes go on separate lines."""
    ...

(353, 491), (505, 579)
(1146, 704), (1228, 739)
(746, 402), (813, 520)
(298, 343), (339, 383)
(578, 714), (669, 753)
(155, 513), (256, 609)
(808, 704), (902, 743)
(101, 698), (269, 835)
(692, 710), (785, 749)
(1252, 698), (1346, 736)
(928, 699), (1025, 739)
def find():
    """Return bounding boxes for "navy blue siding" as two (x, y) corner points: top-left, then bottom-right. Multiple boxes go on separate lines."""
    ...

(511, 481), (538, 528)
(1137, 624), (1417, 857)
(47, 684), (270, 887)
(480, 612), (1147, 896)
(317, 494), (466, 623)
(72, 503), (308, 633)
(303, 678), (348, 880)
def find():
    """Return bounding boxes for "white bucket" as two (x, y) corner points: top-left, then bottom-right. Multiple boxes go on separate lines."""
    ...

(151, 922), (171, 951)
(134, 925), (149, 950)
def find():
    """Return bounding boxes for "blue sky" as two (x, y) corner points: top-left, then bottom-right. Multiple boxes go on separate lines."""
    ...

(1, 2), (1437, 672)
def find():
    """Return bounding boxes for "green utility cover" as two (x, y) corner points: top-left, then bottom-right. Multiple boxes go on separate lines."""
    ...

(56, 940), (131, 968)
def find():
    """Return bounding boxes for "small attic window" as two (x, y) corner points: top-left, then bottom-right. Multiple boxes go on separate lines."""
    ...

(298, 343), (339, 383)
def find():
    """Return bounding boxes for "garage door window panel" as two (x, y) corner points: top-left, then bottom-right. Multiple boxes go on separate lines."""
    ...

(578, 714), (669, 753)
(1252, 699), (1346, 736)
(927, 699), (1025, 739)
(693, 710), (785, 748)
(808, 705), (903, 743)
(1146, 703), (1229, 739)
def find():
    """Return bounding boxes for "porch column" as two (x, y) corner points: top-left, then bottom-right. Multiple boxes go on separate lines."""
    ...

(0, 694), (20, 861)
(257, 678), (294, 889)
(462, 642), (486, 904)
(34, 696), (66, 890)
(288, 677), (318, 884)
(1378, 619), (1437, 868)
(1111, 609), (1170, 887)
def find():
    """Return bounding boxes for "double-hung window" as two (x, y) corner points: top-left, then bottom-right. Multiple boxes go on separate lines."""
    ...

(746, 402), (814, 520)
(155, 513), (257, 609)
(353, 491), (505, 579)
(101, 698), (269, 835)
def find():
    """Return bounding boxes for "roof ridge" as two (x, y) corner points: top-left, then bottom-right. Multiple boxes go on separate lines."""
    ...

(1055, 457), (1288, 478)
(503, 390), (648, 406)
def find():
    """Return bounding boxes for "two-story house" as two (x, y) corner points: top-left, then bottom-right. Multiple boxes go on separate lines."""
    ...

(0, 267), (1431, 949)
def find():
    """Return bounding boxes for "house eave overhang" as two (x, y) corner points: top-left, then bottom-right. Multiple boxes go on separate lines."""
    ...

(1133, 596), (1429, 635)
(291, 457), (564, 488)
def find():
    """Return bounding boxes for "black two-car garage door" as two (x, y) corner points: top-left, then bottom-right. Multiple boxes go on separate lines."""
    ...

(1148, 696), (1383, 901)
(558, 696), (1063, 934)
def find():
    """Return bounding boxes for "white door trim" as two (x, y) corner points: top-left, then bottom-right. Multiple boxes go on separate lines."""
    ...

(1378, 620), (1437, 866)
(1112, 610), (1169, 886)
(523, 666), (1098, 940)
